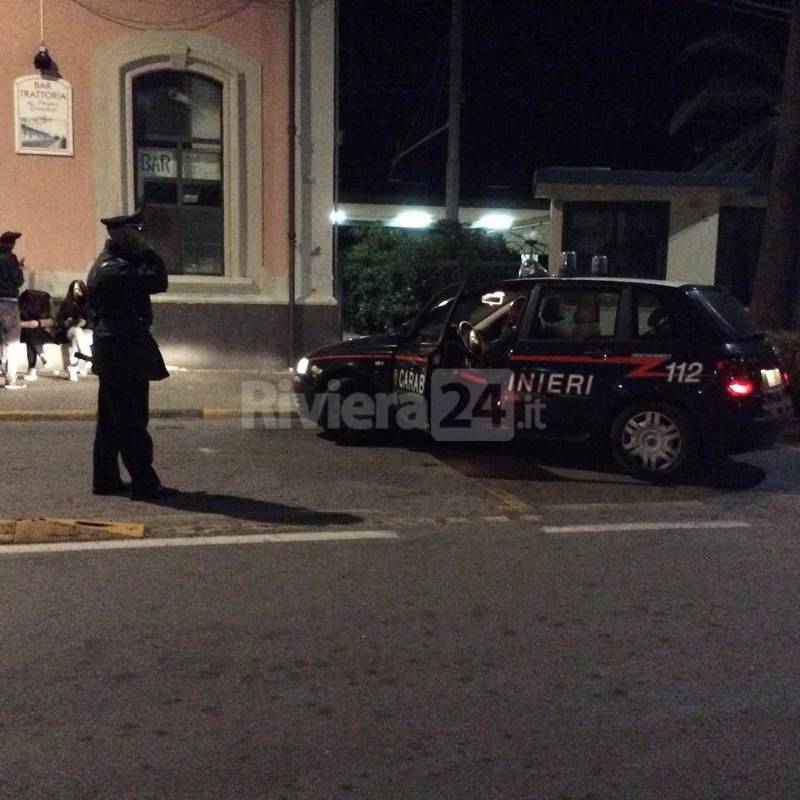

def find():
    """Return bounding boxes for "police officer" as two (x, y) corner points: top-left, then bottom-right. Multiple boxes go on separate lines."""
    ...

(0, 231), (26, 389)
(87, 209), (178, 500)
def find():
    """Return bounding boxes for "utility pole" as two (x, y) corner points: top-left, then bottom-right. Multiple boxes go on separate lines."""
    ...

(445, 0), (463, 222)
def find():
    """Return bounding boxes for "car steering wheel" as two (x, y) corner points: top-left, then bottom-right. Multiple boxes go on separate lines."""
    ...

(457, 320), (487, 359)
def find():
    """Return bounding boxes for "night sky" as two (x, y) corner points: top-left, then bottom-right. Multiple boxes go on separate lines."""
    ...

(338, 0), (790, 204)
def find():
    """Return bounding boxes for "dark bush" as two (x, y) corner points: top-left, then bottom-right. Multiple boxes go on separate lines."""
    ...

(342, 220), (517, 334)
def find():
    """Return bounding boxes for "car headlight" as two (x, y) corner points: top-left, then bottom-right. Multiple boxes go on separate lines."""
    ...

(295, 357), (310, 376)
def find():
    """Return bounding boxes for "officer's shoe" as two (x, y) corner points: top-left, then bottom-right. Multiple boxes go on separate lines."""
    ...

(130, 485), (180, 502)
(93, 481), (127, 496)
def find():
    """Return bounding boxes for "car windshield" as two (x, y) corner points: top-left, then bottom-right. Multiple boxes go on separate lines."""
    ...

(691, 286), (762, 339)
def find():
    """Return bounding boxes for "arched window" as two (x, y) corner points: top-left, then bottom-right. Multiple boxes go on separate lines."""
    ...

(133, 70), (224, 275)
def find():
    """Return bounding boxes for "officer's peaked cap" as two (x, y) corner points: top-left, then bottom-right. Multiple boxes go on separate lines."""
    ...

(0, 231), (22, 243)
(100, 208), (143, 231)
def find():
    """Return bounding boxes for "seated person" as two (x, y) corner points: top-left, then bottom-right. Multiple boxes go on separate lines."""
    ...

(456, 295), (527, 367)
(18, 289), (55, 381)
(642, 306), (672, 339)
(572, 297), (601, 340)
(54, 280), (92, 381)
(482, 295), (526, 365)
(535, 294), (565, 338)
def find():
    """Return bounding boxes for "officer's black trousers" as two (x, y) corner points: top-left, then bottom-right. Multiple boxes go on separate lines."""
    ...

(93, 373), (160, 492)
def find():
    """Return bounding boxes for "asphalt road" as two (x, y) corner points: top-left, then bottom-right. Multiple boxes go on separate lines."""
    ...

(1, 421), (799, 799)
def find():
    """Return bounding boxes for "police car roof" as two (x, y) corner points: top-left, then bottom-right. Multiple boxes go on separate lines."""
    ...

(500, 277), (705, 290)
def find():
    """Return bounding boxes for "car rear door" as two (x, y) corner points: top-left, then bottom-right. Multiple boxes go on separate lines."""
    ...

(609, 285), (717, 413)
(511, 282), (625, 439)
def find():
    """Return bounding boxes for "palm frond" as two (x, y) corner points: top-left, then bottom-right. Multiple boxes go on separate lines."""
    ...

(693, 116), (778, 179)
(676, 31), (785, 81)
(669, 78), (777, 135)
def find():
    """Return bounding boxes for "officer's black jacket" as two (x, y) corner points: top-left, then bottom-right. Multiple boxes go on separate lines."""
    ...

(87, 241), (168, 337)
(87, 240), (170, 381)
(0, 246), (24, 299)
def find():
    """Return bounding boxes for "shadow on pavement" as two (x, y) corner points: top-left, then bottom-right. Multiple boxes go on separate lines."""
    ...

(410, 437), (768, 492)
(313, 429), (768, 492)
(139, 491), (363, 527)
(683, 458), (767, 491)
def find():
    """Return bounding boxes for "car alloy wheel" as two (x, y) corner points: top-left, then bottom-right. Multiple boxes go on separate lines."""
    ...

(611, 402), (691, 480)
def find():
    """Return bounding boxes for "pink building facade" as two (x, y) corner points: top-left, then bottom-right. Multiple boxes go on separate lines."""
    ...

(0, 0), (338, 368)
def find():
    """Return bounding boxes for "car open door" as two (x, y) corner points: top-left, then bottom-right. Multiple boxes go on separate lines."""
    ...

(390, 284), (464, 429)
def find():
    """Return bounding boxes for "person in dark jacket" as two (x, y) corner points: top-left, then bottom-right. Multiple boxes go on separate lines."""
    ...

(87, 209), (178, 500)
(18, 289), (55, 381)
(54, 279), (92, 381)
(0, 230), (26, 389)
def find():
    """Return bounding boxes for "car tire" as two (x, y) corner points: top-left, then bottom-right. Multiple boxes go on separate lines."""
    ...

(610, 402), (693, 481)
(320, 376), (374, 441)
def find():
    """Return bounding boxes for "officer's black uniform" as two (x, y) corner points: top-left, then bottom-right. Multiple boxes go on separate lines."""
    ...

(87, 210), (175, 500)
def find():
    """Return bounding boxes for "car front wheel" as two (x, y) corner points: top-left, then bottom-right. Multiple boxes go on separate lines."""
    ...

(610, 402), (692, 481)
(320, 376), (374, 441)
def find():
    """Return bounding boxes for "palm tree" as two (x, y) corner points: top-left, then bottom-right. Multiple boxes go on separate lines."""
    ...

(670, 4), (800, 329)
(669, 31), (784, 182)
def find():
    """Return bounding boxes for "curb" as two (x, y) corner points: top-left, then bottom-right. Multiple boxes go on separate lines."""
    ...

(0, 408), (301, 422)
(0, 518), (145, 544)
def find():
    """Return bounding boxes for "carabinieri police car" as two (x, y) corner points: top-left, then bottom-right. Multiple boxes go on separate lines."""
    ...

(293, 277), (793, 480)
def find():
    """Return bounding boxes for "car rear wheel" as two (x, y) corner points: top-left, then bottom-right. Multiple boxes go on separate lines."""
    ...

(610, 402), (692, 481)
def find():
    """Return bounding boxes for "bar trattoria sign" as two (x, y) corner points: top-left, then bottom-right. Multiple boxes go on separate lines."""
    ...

(14, 75), (73, 156)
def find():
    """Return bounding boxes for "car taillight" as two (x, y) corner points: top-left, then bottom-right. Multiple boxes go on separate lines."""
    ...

(717, 359), (758, 398)
(726, 377), (755, 397)
(783, 370), (791, 386)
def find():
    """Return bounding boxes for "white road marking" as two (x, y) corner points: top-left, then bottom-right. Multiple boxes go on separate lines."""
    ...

(0, 530), (398, 555)
(541, 500), (707, 511)
(542, 520), (751, 534)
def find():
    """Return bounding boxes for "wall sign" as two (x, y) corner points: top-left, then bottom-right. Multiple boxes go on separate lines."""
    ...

(139, 147), (178, 179)
(14, 75), (73, 156)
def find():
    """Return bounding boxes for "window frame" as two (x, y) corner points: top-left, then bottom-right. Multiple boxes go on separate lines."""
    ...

(520, 282), (625, 343)
(132, 70), (225, 276)
(126, 63), (231, 278)
(562, 201), (670, 280)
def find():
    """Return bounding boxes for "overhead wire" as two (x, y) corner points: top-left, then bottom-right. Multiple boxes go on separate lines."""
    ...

(69, 0), (255, 30)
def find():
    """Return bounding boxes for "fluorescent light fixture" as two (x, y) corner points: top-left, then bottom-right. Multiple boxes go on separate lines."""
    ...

(390, 211), (432, 229)
(329, 209), (347, 225)
(473, 213), (513, 231)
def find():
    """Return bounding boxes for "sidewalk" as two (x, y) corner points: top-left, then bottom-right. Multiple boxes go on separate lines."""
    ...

(0, 368), (298, 421)
(2, 368), (799, 441)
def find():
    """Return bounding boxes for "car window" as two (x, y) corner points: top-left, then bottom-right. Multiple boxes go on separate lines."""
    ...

(691, 286), (761, 339)
(526, 287), (620, 341)
(451, 288), (528, 335)
(634, 290), (677, 340)
(408, 288), (457, 344)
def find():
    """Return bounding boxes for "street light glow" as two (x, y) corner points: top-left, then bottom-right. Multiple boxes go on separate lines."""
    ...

(390, 211), (433, 229)
(473, 213), (513, 231)
(329, 209), (347, 224)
